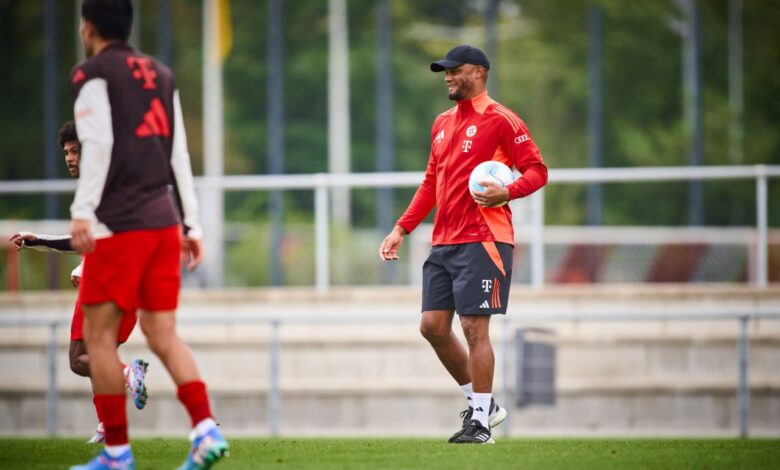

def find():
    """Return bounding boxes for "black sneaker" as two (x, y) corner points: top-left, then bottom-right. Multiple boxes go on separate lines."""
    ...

(447, 407), (473, 442)
(488, 399), (507, 428)
(448, 398), (507, 442)
(450, 419), (495, 444)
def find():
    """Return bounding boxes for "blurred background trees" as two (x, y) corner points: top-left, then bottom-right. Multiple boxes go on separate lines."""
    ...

(1, 0), (778, 287)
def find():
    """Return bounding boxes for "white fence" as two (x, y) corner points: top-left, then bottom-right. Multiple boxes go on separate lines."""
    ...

(1, 165), (778, 289)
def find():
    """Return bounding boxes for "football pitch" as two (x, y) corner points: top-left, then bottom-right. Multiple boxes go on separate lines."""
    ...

(1, 437), (778, 469)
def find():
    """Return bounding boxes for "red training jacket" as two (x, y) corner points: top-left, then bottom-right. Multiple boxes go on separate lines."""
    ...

(397, 91), (548, 246)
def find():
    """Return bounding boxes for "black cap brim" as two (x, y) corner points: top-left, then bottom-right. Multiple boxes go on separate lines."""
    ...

(430, 59), (464, 72)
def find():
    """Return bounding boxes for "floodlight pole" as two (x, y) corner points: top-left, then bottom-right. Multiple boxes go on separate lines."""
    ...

(157, 0), (173, 67)
(268, 0), (285, 286)
(587, 5), (603, 226)
(674, 0), (705, 226)
(728, 0), (744, 223)
(728, 0), (743, 166)
(328, 0), (351, 225)
(484, 0), (499, 96)
(44, 0), (60, 290)
(75, 0), (85, 62)
(202, 0), (226, 287)
(129, 0), (140, 48)
(376, 0), (395, 283)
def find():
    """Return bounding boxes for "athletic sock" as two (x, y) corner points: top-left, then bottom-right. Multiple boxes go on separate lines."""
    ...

(472, 393), (491, 429)
(194, 417), (218, 437)
(459, 382), (474, 405)
(104, 444), (131, 457)
(94, 394), (128, 445)
(177, 380), (214, 427)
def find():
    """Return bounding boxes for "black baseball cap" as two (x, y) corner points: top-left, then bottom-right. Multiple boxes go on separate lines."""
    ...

(430, 45), (491, 72)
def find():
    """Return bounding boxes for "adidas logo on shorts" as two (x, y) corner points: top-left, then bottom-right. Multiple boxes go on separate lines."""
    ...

(479, 301), (490, 309)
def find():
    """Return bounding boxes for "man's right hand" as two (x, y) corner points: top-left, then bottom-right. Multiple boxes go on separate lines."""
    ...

(9, 232), (37, 250)
(70, 219), (95, 254)
(378, 225), (406, 261)
(181, 236), (203, 272)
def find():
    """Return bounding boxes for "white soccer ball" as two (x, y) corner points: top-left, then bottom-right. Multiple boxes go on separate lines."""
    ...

(468, 161), (515, 204)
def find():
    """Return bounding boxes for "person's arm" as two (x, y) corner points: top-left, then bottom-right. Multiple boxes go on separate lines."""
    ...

(395, 122), (441, 235)
(70, 77), (114, 253)
(70, 259), (84, 287)
(170, 89), (203, 271)
(378, 224), (407, 261)
(379, 122), (440, 261)
(9, 232), (74, 253)
(500, 111), (548, 200)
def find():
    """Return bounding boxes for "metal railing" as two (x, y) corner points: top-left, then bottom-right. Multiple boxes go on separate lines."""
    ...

(1, 308), (778, 438)
(1, 165), (778, 289)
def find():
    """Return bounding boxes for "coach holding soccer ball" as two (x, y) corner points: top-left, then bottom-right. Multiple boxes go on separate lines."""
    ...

(378, 45), (548, 444)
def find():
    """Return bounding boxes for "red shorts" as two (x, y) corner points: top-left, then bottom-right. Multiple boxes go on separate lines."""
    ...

(80, 225), (181, 313)
(70, 292), (137, 343)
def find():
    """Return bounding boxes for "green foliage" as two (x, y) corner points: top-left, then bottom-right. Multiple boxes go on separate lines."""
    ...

(2, 0), (780, 287)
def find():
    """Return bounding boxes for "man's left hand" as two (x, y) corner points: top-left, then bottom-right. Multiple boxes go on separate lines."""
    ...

(70, 219), (95, 254)
(472, 181), (510, 207)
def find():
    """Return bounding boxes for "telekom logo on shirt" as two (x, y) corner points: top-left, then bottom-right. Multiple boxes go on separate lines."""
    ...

(127, 57), (158, 90)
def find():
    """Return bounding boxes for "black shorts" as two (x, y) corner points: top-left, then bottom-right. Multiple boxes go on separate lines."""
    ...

(421, 241), (513, 316)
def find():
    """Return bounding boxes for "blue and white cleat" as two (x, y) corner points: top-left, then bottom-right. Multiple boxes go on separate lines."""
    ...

(69, 449), (135, 470)
(176, 427), (230, 470)
(86, 422), (105, 444)
(125, 359), (149, 410)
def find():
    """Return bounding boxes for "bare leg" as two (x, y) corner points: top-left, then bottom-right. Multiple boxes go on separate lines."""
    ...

(139, 311), (201, 385)
(82, 303), (124, 395)
(420, 310), (472, 386)
(69, 340), (90, 377)
(459, 315), (494, 393)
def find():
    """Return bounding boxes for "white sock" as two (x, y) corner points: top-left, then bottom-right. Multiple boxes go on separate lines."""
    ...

(123, 365), (132, 388)
(472, 393), (491, 428)
(195, 417), (217, 437)
(459, 382), (474, 405)
(104, 444), (131, 457)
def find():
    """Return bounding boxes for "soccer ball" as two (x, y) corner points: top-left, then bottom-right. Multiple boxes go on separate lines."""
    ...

(468, 160), (515, 205)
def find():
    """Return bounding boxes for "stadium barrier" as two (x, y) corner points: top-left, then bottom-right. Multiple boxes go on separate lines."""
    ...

(1, 308), (777, 438)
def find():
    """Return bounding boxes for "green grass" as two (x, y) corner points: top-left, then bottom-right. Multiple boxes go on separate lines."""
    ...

(1, 438), (778, 469)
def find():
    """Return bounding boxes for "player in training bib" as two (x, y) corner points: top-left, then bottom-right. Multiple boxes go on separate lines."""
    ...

(10, 121), (148, 445)
(378, 45), (548, 444)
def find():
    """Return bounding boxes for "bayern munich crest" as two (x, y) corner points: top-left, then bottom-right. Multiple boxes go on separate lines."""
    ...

(466, 125), (477, 137)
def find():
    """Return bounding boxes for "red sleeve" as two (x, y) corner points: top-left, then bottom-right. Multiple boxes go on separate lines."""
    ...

(396, 130), (439, 234)
(497, 110), (548, 200)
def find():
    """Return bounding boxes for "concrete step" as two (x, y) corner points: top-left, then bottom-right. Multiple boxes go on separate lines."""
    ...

(1, 285), (778, 437)
(1, 331), (778, 391)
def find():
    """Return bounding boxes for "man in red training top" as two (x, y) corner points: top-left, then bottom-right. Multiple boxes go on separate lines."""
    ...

(378, 45), (548, 444)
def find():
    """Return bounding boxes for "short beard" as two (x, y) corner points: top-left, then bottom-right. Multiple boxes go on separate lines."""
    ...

(448, 90), (463, 101)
